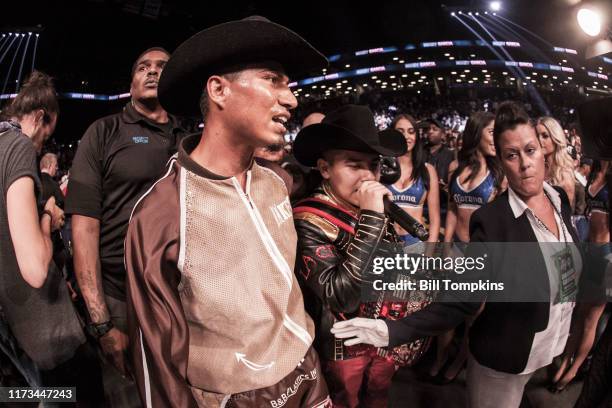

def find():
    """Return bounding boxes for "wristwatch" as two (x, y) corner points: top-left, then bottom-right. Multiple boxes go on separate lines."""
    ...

(88, 320), (114, 338)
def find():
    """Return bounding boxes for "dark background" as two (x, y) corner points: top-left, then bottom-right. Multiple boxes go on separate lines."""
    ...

(2, 0), (611, 144)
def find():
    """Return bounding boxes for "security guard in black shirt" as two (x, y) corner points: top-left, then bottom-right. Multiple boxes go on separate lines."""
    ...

(65, 47), (188, 407)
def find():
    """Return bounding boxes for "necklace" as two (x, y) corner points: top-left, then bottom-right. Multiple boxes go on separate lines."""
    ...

(530, 191), (567, 242)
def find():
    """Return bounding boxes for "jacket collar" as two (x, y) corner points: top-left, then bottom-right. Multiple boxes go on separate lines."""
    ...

(121, 101), (178, 132)
(0, 120), (22, 133)
(508, 182), (561, 219)
(177, 133), (255, 180)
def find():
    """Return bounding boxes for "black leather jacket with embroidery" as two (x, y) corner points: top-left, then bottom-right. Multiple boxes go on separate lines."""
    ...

(293, 185), (424, 362)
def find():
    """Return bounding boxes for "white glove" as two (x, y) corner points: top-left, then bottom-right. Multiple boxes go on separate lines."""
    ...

(331, 317), (390, 347)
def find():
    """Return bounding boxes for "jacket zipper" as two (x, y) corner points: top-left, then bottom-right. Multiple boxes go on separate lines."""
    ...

(232, 173), (293, 288)
(231, 174), (312, 346)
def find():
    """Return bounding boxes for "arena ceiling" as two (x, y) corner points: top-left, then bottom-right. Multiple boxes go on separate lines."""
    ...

(4, 0), (610, 93)
(3, 0), (610, 145)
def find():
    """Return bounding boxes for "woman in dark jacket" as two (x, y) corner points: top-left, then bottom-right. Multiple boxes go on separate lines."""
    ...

(333, 101), (604, 408)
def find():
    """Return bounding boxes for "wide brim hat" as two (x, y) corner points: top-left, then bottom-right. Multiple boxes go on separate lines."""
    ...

(293, 105), (407, 167)
(158, 16), (328, 117)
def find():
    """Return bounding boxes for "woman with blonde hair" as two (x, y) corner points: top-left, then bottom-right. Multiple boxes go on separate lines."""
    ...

(536, 116), (575, 208)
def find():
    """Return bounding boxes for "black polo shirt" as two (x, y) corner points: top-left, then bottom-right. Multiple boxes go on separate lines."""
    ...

(65, 103), (188, 301)
(40, 173), (64, 209)
(427, 145), (454, 185)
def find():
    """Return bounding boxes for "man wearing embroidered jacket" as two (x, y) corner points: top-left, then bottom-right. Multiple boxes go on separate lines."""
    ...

(291, 105), (433, 408)
(124, 17), (331, 408)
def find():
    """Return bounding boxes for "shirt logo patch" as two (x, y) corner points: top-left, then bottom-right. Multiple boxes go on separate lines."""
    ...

(270, 196), (293, 226)
(132, 136), (149, 144)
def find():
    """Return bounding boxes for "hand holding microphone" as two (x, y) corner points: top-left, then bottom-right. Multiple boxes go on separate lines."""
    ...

(383, 196), (429, 241)
(356, 181), (429, 242)
(356, 180), (392, 214)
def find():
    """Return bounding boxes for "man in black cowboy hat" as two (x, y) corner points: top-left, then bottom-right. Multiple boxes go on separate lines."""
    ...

(292, 105), (433, 408)
(125, 17), (331, 408)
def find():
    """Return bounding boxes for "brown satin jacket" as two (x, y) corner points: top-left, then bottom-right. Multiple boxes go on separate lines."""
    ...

(125, 135), (315, 407)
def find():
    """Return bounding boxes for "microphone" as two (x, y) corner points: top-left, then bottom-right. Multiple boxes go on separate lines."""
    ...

(383, 196), (429, 241)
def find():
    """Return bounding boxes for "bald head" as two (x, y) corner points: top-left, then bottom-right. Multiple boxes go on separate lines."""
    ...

(302, 112), (325, 128)
(40, 153), (58, 177)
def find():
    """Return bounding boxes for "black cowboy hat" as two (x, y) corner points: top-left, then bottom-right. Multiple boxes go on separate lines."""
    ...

(293, 105), (407, 167)
(158, 16), (328, 117)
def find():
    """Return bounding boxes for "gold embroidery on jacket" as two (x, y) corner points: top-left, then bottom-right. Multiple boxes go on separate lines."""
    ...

(293, 212), (339, 242)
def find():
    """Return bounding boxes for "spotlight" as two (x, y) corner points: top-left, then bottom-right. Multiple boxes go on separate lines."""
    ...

(490, 1), (501, 11)
(468, 11), (473, 15)
(475, 12), (479, 16)
(577, 8), (602, 37)
(458, 11), (463, 14)
(451, 12), (456, 16)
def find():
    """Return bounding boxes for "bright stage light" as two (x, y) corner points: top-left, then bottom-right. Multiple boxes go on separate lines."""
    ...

(577, 8), (601, 36)
(490, 1), (501, 11)
(451, 12), (456, 16)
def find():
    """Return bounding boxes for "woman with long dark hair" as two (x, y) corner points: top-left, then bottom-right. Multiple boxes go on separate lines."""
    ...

(586, 160), (610, 244)
(446, 111), (505, 242)
(387, 113), (440, 246)
(429, 112), (506, 383)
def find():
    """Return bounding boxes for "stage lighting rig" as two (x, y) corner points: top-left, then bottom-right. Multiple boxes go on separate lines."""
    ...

(490, 2), (502, 12)
(443, 4), (498, 17)
(0, 26), (44, 35)
(576, 5), (612, 59)
(578, 7), (602, 36)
